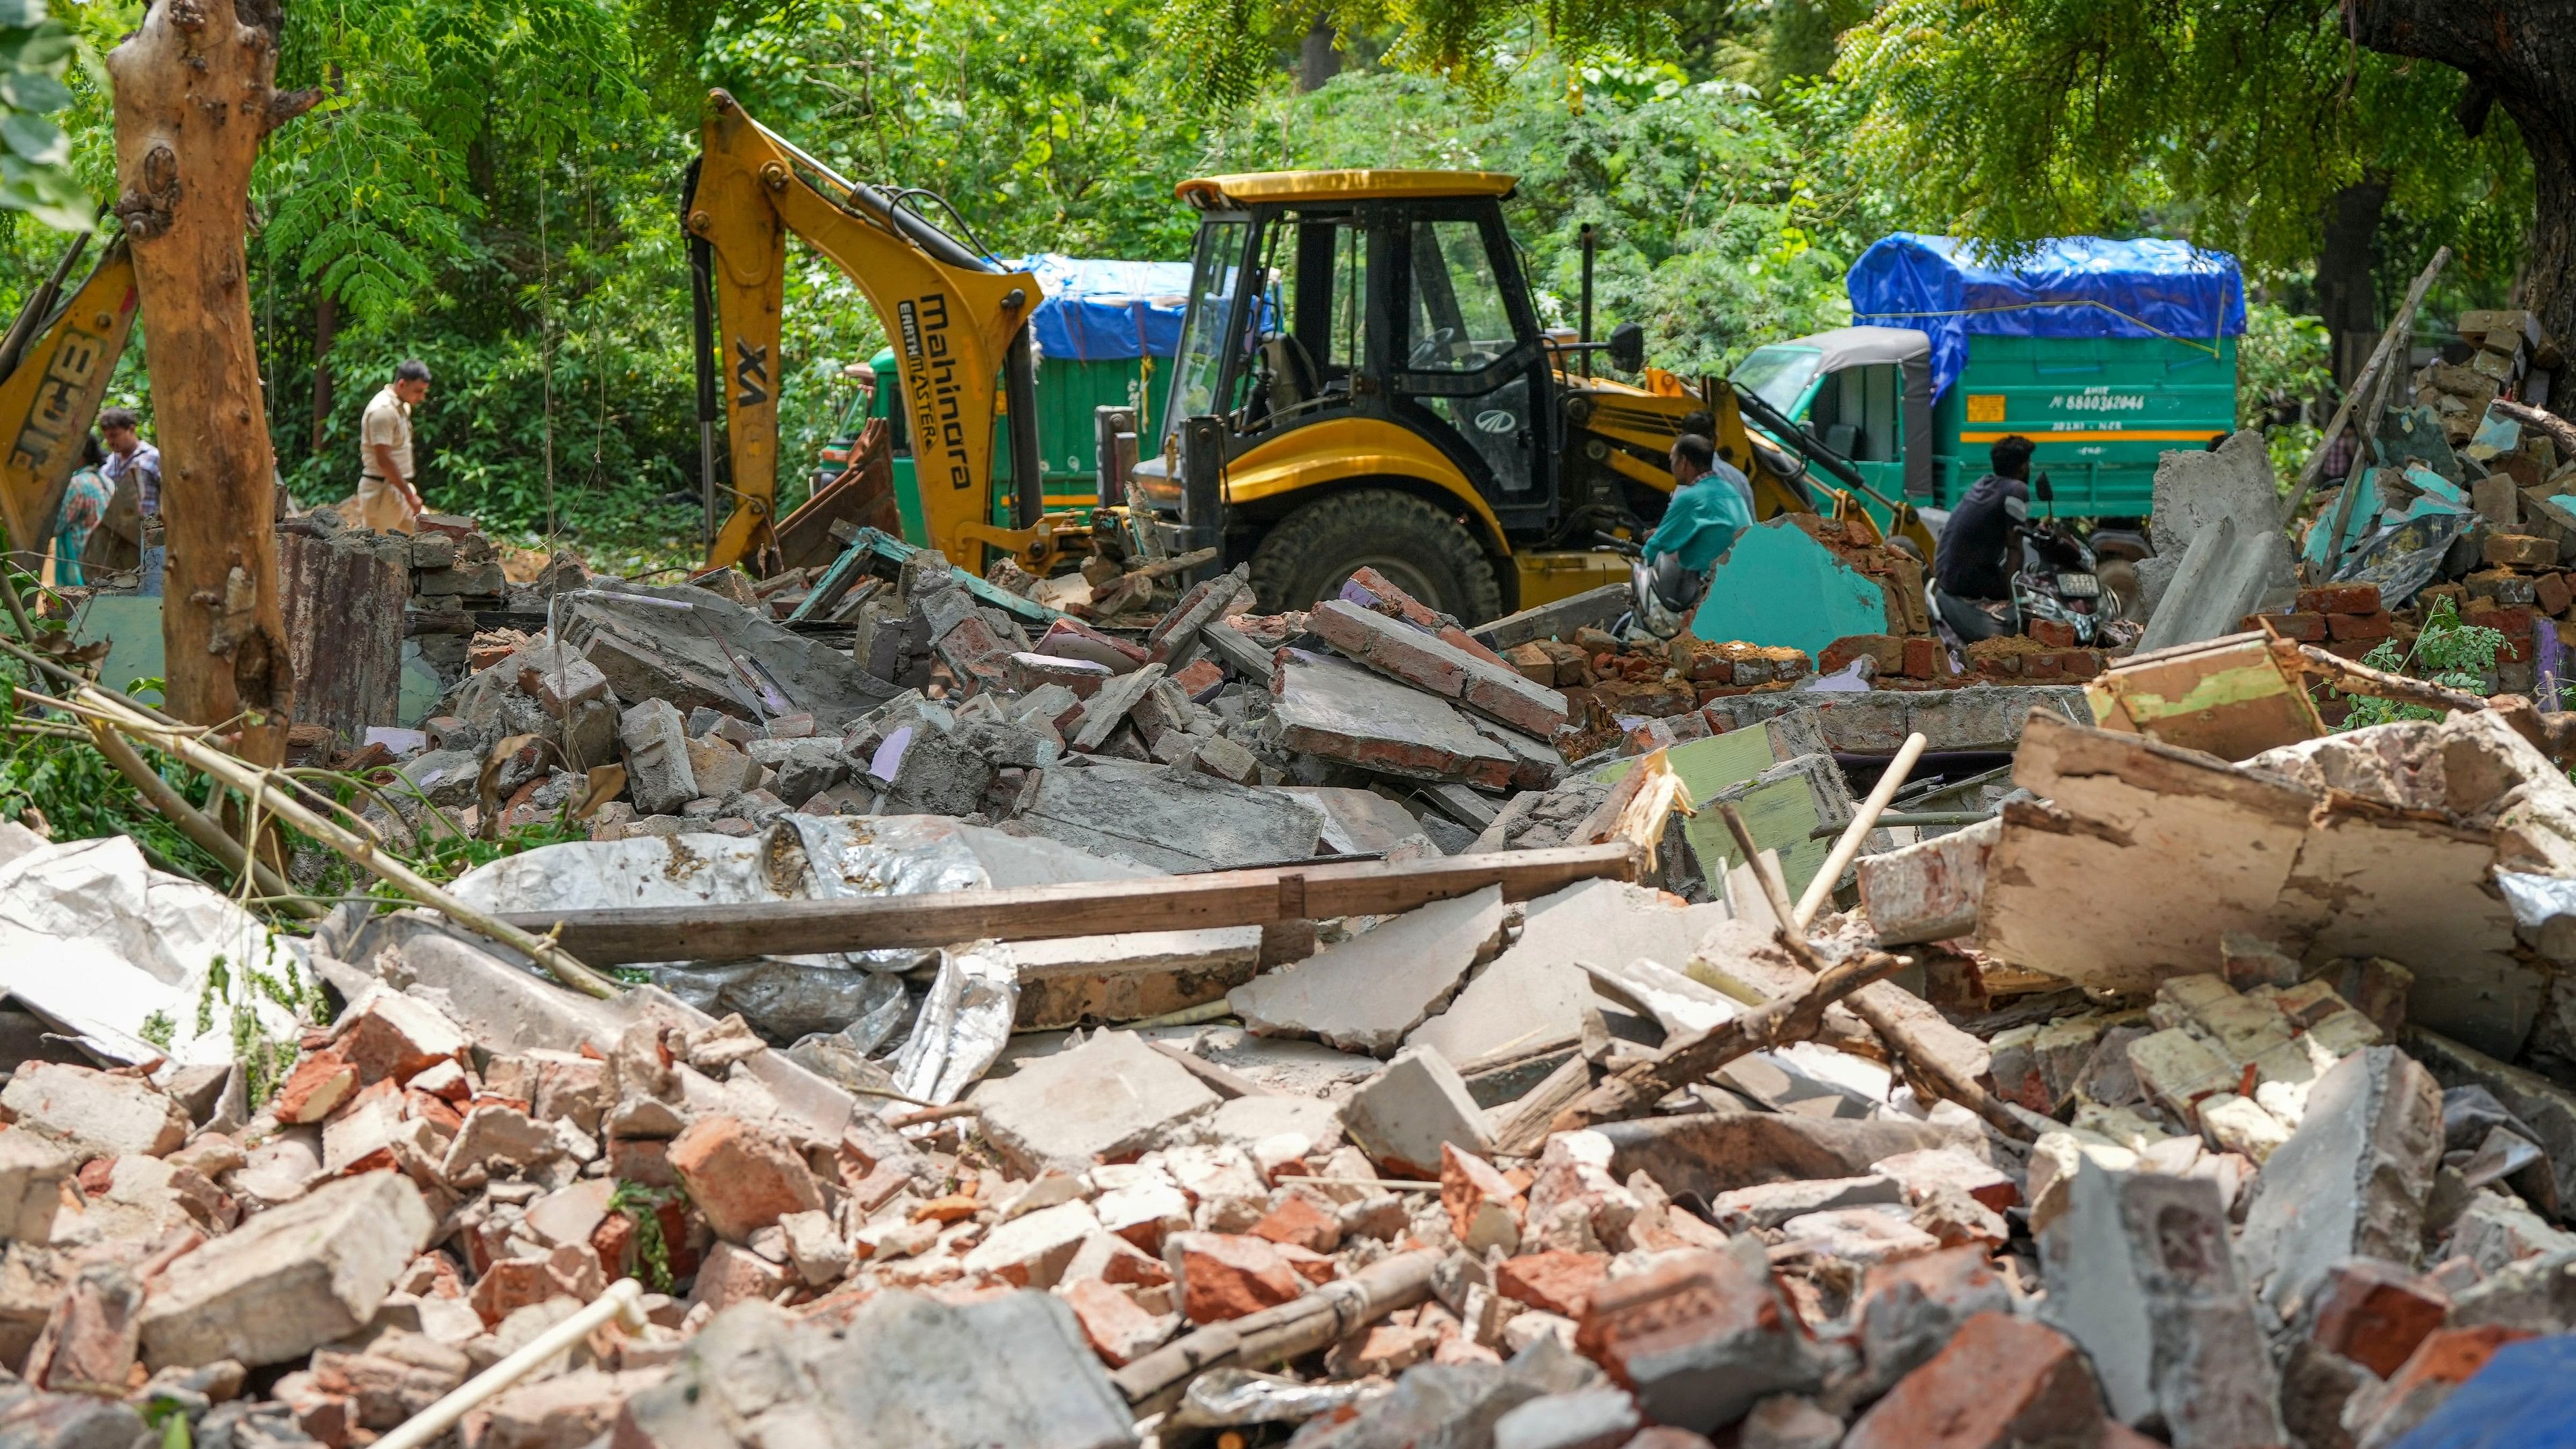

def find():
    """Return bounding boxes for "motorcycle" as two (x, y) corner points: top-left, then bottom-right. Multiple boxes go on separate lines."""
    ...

(1598, 532), (1704, 641)
(1927, 474), (2140, 653)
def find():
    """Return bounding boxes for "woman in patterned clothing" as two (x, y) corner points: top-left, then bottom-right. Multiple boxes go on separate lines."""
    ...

(51, 433), (109, 586)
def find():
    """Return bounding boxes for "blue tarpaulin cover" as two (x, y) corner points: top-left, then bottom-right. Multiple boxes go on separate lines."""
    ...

(1009, 253), (1192, 362)
(1846, 234), (2247, 399)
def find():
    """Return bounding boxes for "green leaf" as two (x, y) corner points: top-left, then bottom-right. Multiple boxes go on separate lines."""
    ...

(0, 0), (47, 30)
(1, 71), (70, 113)
(10, 21), (72, 68)
(0, 112), (64, 164)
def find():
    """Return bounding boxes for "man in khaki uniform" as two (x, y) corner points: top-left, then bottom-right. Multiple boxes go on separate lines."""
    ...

(355, 359), (432, 533)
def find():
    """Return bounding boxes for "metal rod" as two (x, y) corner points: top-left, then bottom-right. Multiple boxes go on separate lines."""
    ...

(1579, 224), (1595, 380)
(1796, 731), (1927, 929)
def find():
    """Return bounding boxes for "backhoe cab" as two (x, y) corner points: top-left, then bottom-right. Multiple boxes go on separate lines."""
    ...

(1127, 170), (1934, 623)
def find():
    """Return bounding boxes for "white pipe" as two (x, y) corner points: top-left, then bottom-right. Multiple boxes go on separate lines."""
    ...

(1794, 731), (1929, 931)
(372, 1277), (650, 1449)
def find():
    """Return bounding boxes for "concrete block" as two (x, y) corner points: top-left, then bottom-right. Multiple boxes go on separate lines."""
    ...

(1230, 886), (1505, 1054)
(1852, 1246), (2013, 1398)
(617, 698), (699, 815)
(1, 1063), (191, 1160)
(1311, 599), (1569, 736)
(971, 1030), (1221, 1178)
(1710, 1175), (1903, 1232)
(2040, 1152), (2285, 1446)
(612, 1293), (1134, 1449)
(1271, 651), (1519, 788)
(1491, 1387), (1640, 1449)
(2239, 1045), (2442, 1319)
(138, 1172), (434, 1369)
(1341, 1046), (1493, 1179)
(1013, 763), (1323, 873)
(1858, 816), (1998, 946)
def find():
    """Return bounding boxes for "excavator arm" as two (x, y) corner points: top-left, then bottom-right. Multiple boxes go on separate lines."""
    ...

(0, 234), (139, 564)
(686, 90), (1053, 573)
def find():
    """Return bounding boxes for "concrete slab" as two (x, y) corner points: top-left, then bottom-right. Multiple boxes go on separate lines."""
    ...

(1230, 888), (1507, 1054)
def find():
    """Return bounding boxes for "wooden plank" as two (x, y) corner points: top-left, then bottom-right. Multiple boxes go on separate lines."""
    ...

(1470, 582), (1630, 651)
(494, 841), (1645, 965)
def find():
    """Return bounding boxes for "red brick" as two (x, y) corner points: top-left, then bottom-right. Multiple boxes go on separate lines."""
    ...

(1819, 634), (1903, 675)
(2484, 533), (2560, 571)
(2299, 583), (2383, 614)
(2027, 617), (2077, 649)
(1061, 1278), (1167, 1367)
(1248, 1193), (1340, 1254)
(1844, 1311), (2108, 1449)
(2063, 650), (2104, 680)
(2539, 571), (2573, 617)
(1575, 1248), (1812, 1429)
(1901, 635), (1944, 680)
(2310, 1259), (2448, 1377)
(334, 991), (470, 1087)
(667, 1115), (824, 1244)
(1170, 1232), (1308, 1323)
(468, 1256), (565, 1327)
(1170, 658), (1225, 703)
(687, 1240), (791, 1313)
(2267, 611), (2329, 642)
(2327, 611), (2395, 642)
(1495, 1250), (1612, 1317)
(1441, 1144), (1524, 1253)
(275, 1050), (358, 1125)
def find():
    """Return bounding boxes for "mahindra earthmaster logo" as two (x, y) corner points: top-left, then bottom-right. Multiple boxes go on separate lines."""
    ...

(896, 295), (971, 488)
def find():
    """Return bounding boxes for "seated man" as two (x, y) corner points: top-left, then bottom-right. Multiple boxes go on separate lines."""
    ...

(1932, 434), (2034, 642)
(1646, 433), (1753, 576)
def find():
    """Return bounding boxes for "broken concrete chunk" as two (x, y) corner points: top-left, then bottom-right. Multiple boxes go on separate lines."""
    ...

(1271, 651), (1519, 788)
(971, 1031), (1222, 1178)
(1013, 764), (1322, 873)
(2239, 1045), (2443, 1319)
(1341, 1046), (1494, 1179)
(1857, 816), (1998, 946)
(1310, 599), (1569, 737)
(2039, 1154), (2285, 1446)
(617, 698), (700, 816)
(614, 1294), (1134, 1449)
(138, 1172), (435, 1370)
(1230, 886), (1505, 1054)
(2, 1063), (192, 1161)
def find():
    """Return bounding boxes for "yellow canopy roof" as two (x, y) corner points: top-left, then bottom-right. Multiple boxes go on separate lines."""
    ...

(1176, 170), (1517, 207)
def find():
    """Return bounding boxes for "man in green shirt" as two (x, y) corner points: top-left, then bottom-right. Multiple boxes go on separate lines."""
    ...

(1644, 434), (1753, 574)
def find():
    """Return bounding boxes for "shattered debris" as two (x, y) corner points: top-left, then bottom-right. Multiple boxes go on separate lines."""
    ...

(31, 353), (2576, 1449)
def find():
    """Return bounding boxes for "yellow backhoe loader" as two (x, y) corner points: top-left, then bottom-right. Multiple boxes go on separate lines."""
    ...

(684, 99), (1931, 618)
(684, 89), (1074, 574)
(0, 233), (141, 573)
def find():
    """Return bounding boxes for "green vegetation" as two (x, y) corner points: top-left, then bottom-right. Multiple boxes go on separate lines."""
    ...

(2338, 596), (2509, 731)
(0, 0), (2535, 565)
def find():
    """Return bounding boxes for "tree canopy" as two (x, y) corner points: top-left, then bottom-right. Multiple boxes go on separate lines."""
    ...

(0, 0), (2555, 560)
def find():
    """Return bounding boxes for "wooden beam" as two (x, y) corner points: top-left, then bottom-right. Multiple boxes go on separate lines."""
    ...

(495, 841), (1645, 965)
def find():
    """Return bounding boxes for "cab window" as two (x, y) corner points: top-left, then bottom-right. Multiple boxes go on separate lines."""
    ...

(1404, 220), (1513, 373)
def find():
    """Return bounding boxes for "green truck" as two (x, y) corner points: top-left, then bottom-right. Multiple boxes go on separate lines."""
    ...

(1729, 234), (2245, 528)
(819, 253), (1187, 542)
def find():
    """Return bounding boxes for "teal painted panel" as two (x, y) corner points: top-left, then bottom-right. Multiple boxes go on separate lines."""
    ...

(66, 595), (166, 699)
(1686, 517), (1889, 662)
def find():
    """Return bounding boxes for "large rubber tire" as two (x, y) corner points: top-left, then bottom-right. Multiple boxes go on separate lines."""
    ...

(1248, 490), (1506, 624)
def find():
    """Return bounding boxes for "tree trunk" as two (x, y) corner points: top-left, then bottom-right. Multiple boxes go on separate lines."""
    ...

(2347, 0), (2576, 397)
(308, 288), (335, 461)
(2316, 178), (2388, 388)
(105, 0), (315, 766)
(1297, 15), (1339, 93)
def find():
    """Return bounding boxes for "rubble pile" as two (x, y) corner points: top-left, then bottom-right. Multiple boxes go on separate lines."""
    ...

(25, 457), (2576, 1448)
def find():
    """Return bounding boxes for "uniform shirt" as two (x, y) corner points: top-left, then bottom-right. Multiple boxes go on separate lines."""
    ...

(1645, 467), (1756, 574)
(101, 440), (161, 518)
(1934, 472), (2030, 601)
(361, 384), (415, 480)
